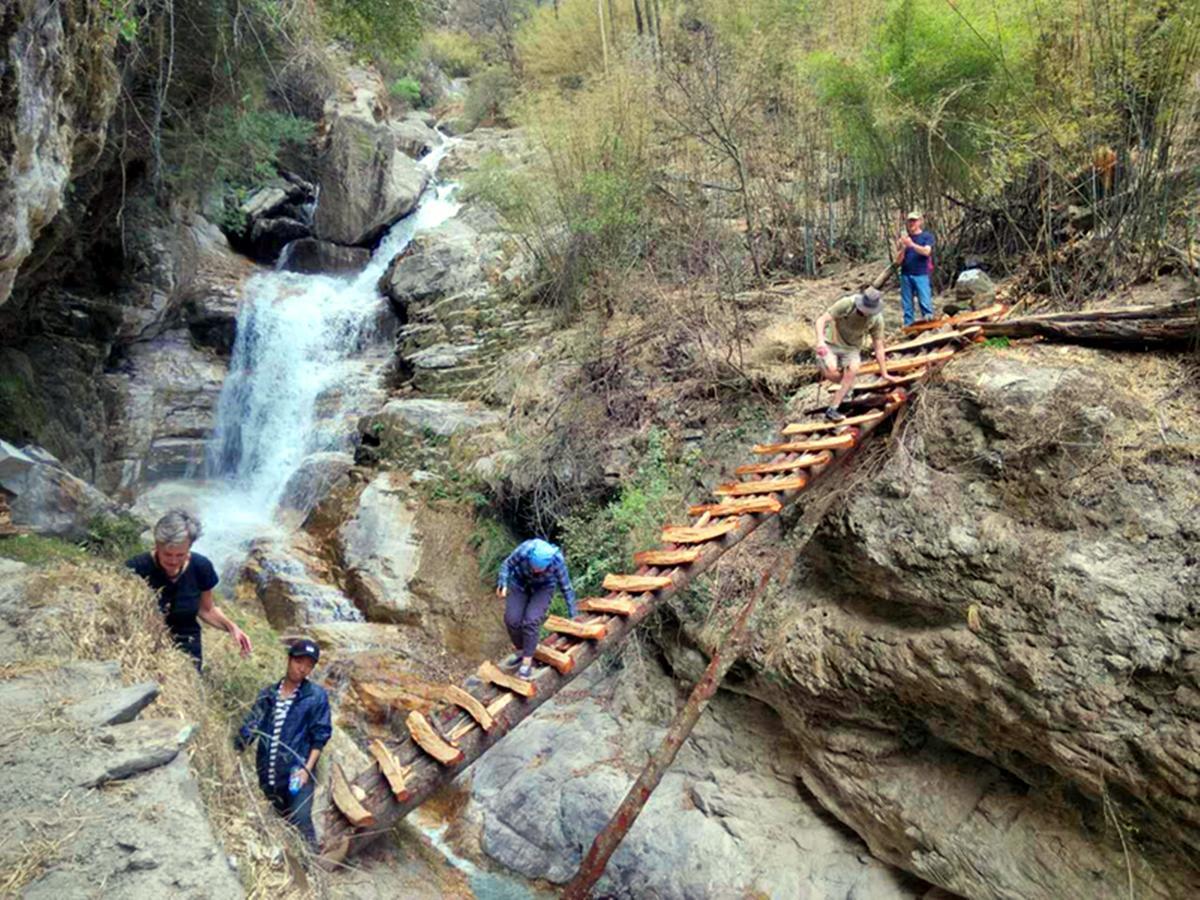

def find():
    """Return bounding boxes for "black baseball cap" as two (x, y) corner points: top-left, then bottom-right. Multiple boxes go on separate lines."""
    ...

(288, 639), (320, 662)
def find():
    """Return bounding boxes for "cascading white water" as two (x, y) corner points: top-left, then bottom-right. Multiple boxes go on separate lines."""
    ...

(194, 142), (461, 571)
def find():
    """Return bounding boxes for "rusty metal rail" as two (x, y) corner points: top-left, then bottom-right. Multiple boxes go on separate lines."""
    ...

(318, 305), (1005, 863)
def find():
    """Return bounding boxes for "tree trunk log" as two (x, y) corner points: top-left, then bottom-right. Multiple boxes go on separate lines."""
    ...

(982, 298), (1199, 349)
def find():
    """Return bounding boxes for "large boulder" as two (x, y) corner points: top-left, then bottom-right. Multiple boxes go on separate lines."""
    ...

(313, 84), (431, 246)
(463, 662), (917, 897)
(724, 346), (1200, 898)
(337, 471), (423, 624)
(0, 0), (120, 306)
(363, 398), (504, 438)
(953, 267), (996, 307)
(242, 536), (363, 630)
(0, 440), (125, 538)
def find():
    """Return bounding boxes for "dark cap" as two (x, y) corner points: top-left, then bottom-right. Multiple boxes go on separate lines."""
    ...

(288, 639), (320, 662)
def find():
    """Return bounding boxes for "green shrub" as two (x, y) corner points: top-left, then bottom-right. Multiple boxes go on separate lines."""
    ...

(469, 518), (518, 588)
(425, 29), (483, 78)
(390, 76), (423, 107)
(463, 65), (519, 129)
(319, 0), (423, 63)
(81, 514), (147, 562)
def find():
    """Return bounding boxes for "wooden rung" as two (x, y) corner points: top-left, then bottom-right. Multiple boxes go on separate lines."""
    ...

(833, 372), (923, 393)
(688, 496), (782, 516)
(715, 474), (808, 496)
(782, 411), (884, 435)
(579, 596), (638, 616)
(478, 659), (536, 698)
(444, 684), (496, 732)
(901, 303), (1005, 334)
(535, 643), (575, 674)
(545, 614), (609, 640)
(856, 348), (956, 375)
(368, 740), (410, 802)
(331, 761), (377, 827)
(661, 518), (739, 544)
(736, 452), (832, 477)
(632, 547), (702, 566)
(449, 691), (517, 744)
(884, 326), (981, 354)
(486, 693), (516, 717)
(753, 433), (855, 455)
(602, 573), (674, 593)
(406, 711), (465, 766)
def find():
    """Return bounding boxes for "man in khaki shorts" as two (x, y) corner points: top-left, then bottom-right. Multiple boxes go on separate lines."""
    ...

(812, 287), (897, 421)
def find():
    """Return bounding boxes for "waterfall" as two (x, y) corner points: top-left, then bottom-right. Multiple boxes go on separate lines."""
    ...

(194, 141), (460, 571)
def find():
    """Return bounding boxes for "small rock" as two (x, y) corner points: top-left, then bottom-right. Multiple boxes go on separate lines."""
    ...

(66, 681), (159, 728)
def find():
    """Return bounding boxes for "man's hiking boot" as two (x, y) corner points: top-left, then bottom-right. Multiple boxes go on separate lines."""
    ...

(825, 406), (846, 423)
(518, 663), (534, 680)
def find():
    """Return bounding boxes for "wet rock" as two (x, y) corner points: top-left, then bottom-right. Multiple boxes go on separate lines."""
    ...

(228, 178), (317, 263)
(464, 662), (919, 897)
(391, 112), (441, 160)
(278, 450), (355, 518)
(250, 216), (310, 261)
(0, 0), (120, 306)
(281, 238), (372, 275)
(0, 440), (125, 538)
(243, 537), (363, 629)
(953, 267), (996, 307)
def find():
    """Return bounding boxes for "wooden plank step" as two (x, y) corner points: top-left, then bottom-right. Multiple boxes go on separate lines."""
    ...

(856, 348), (956, 376)
(753, 433), (855, 455)
(884, 326), (981, 354)
(832, 372), (923, 393)
(368, 739), (410, 802)
(448, 693), (518, 744)
(579, 596), (639, 616)
(735, 452), (832, 476)
(535, 643), (575, 674)
(406, 711), (465, 766)
(545, 614), (609, 640)
(901, 303), (1005, 334)
(444, 684), (496, 732)
(478, 659), (536, 698)
(603, 573), (674, 593)
(661, 518), (740, 545)
(632, 547), (703, 566)
(782, 410), (884, 435)
(715, 474), (808, 496)
(331, 761), (377, 827)
(688, 496), (782, 516)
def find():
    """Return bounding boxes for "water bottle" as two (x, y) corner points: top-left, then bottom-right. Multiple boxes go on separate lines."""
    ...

(288, 768), (303, 796)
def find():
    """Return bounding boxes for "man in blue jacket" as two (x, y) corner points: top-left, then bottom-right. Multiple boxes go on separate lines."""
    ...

(235, 639), (331, 848)
(497, 538), (577, 680)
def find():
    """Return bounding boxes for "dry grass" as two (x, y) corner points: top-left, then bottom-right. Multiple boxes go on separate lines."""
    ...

(15, 562), (327, 899)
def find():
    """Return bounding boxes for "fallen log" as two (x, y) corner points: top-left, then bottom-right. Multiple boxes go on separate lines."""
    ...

(981, 301), (1199, 349)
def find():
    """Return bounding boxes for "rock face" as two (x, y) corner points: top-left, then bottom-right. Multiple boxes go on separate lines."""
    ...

(722, 346), (1200, 898)
(0, 0), (120, 306)
(228, 175), (317, 263)
(243, 535), (364, 630)
(364, 398), (504, 438)
(462, 662), (922, 898)
(0, 439), (126, 538)
(314, 70), (432, 247)
(0, 657), (241, 898)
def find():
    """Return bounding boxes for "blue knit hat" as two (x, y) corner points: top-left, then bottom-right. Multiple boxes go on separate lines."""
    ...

(527, 539), (558, 569)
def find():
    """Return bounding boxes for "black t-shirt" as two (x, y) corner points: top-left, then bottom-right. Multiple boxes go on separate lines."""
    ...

(125, 552), (219, 645)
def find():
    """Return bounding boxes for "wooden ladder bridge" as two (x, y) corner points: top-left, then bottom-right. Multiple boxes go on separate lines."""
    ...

(319, 303), (1009, 864)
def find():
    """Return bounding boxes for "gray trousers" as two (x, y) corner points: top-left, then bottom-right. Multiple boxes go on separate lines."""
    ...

(503, 583), (553, 658)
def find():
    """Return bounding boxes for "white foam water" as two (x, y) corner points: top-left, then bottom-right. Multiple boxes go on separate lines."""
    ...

(193, 141), (461, 572)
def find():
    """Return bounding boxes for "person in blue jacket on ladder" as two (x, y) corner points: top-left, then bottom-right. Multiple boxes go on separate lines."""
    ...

(497, 538), (577, 680)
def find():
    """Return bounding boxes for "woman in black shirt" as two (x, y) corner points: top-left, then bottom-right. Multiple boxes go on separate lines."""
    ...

(126, 509), (252, 669)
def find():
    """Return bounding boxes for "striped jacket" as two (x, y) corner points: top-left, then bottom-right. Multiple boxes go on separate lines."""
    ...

(498, 540), (577, 616)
